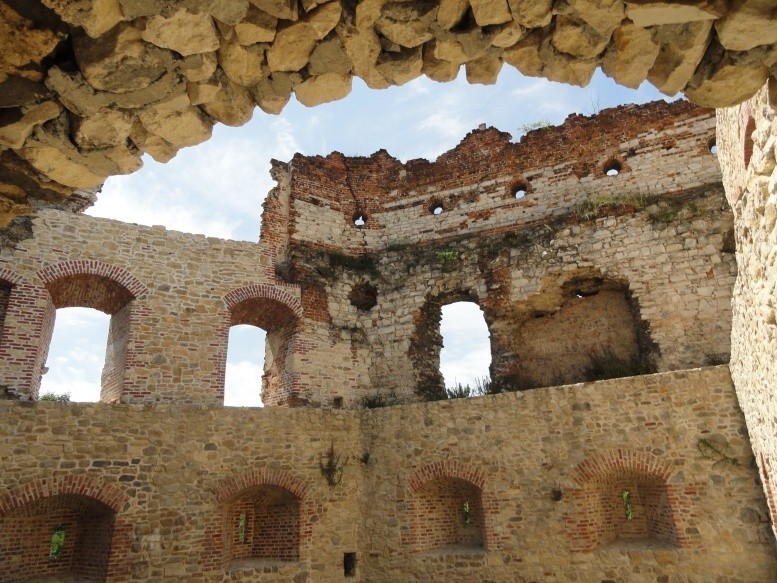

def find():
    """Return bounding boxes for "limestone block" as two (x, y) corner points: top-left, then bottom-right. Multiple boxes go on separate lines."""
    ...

(180, 52), (219, 83)
(539, 38), (597, 85)
(437, 0), (468, 30)
(18, 146), (105, 189)
(566, 0), (623, 37)
(433, 29), (491, 64)
(465, 52), (503, 84)
(73, 24), (168, 93)
(72, 109), (134, 149)
(625, 1), (721, 27)
(602, 22), (660, 89)
(337, 24), (390, 89)
(470, 0), (512, 27)
(139, 106), (212, 148)
(0, 76), (52, 108)
(491, 21), (525, 49)
(648, 21), (713, 95)
(266, 3), (341, 71)
(218, 36), (267, 86)
(200, 71), (255, 126)
(248, 0), (299, 21)
(187, 81), (221, 105)
(715, 0), (777, 52)
(294, 72), (352, 106)
(506, 0), (552, 28)
(191, 0), (250, 25)
(251, 72), (300, 113)
(235, 5), (278, 44)
(685, 45), (771, 107)
(552, 15), (610, 59)
(376, 47), (423, 85)
(355, 0), (388, 30)
(375, 3), (436, 48)
(0, 3), (62, 82)
(0, 197), (31, 228)
(422, 43), (461, 81)
(309, 37), (353, 75)
(0, 102), (61, 150)
(141, 9), (220, 56)
(502, 32), (543, 77)
(42, 0), (124, 38)
(129, 120), (177, 162)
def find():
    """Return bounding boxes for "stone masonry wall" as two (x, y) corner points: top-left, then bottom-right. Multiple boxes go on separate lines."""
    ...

(717, 82), (777, 538)
(0, 367), (774, 582)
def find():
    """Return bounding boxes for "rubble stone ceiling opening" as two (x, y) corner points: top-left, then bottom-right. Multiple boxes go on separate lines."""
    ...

(1, 0), (775, 230)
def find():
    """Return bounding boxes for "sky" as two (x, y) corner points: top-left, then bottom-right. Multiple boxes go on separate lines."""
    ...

(38, 67), (674, 404)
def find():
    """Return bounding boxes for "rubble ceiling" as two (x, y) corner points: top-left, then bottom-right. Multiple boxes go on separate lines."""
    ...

(0, 0), (775, 229)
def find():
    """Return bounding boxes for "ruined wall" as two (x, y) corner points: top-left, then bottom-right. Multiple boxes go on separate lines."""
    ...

(717, 82), (777, 538)
(0, 367), (773, 582)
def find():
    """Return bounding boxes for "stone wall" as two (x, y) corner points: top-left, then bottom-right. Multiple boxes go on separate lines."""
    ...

(717, 82), (777, 538)
(0, 367), (773, 582)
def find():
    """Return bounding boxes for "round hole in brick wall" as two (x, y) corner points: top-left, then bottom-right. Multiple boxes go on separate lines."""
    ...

(353, 213), (366, 227)
(708, 138), (717, 156)
(430, 203), (444, 215)
(349, 282), (377, 311)
(512, 183), (528, 199)
(604, 160), (621, 176)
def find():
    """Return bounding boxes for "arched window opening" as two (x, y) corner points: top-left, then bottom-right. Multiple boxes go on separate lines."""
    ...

(499, 274), (656, 390)
(223, 485), (301, 570)
(410, 477), (485, 554)
(227, 296), (298, 407)
(0, 494), (115, 583)
(576, 471), (678, 550)
(224, 325), (266, 407)
(440, 302), (492, 397)
(40, 307), (111, 403)
(0, 280), (11, 337)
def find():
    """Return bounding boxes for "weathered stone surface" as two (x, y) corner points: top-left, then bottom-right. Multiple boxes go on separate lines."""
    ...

(375, 2), (435, 48)
(139, 105), (213, 149)
(248, 0), (298, 21)
(128, 120), (176, 162)
(0, 197), (31, 228)
(42, 0), (124, 38)
(566, 0), (623, 37)
(715, 0), (777, 51)
(506, 0), (552, 28)
(180, 52), (219, 83)
(234, 5), (278, 44)
(251, 72), (300, 113)
(309, 37), (353, 75)
(337, 24), (390, 89)
(266, 3), (340, 71)
(73, 24), (169, 93)
(0, 3), (62, 82)
(433, 29), (491, 64)
(18, 146), (106, 189)
(491, 20), (525, 48)
(540, 37), (597, 85)
(502, 31), (543, 76)
(294, 72), (352, 106)
(421, 42), (460, 81)
(199, 71), (255, 126)
(217, 36), (267, 86)
(648, 20), (713, 95)
(465, 52), (503, 84)
(436, 0), (468, 30)
(0, 102), (61, 149)
(625, 1), (721, 27)
(469, 0), (512, 27)
(0, 76), (52, 108)
(141, 9), (220, 56)
(685, 43), (771, 107)
(601, 22), (660, 89)
(552, 15), (611, 59)
(72, 109), (134, 149)
(377, 46), (423, 84)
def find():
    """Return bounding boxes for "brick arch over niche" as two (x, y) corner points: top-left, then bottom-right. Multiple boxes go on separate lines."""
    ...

(565, 449), (682, 552)
(218, 284), (303, 407)
(405, 461), (495, 554)
(0, 476), (131, 583)
(36, 260), (149, 403)
(209, 470), (312, 569)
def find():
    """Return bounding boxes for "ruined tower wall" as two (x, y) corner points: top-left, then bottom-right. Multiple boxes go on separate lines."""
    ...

(717, 83), (777, 537)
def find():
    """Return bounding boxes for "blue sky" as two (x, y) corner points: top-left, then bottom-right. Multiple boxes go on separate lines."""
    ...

(39, 67), (673, 404)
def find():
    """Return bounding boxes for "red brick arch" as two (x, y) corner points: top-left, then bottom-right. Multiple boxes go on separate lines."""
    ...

(0, 267), (29, 286)
(223, 284), (302, 319)
(213, 469), (309, 503)
(37, 259), (148, 300)
(0, 475), (130, 515)
(569, 448), (673, 486)
(408, 460), (486, 492)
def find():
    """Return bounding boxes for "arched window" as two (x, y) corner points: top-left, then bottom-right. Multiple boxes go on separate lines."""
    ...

(36, 262), (145, 403)
(223, 485), (301, 569)
(440, 301), (492, 396)
(410, 477), (485, 554)
(0, 494), (116, 582)
(224, 287), (300, 407)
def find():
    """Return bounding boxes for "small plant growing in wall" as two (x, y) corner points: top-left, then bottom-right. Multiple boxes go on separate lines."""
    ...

(39, 392), (70, 402)
(49, 526), (66, 559)
(320, 442), (348, 486)
(238, 512), (247, 543)
(462, 501), (472, 527)
(434, 250), (460, 272)
(622, 491), (634, 521)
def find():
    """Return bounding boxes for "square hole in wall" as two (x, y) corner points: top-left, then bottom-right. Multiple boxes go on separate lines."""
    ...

(344, 552), (356, 577)
(333, 397), (343, 409)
